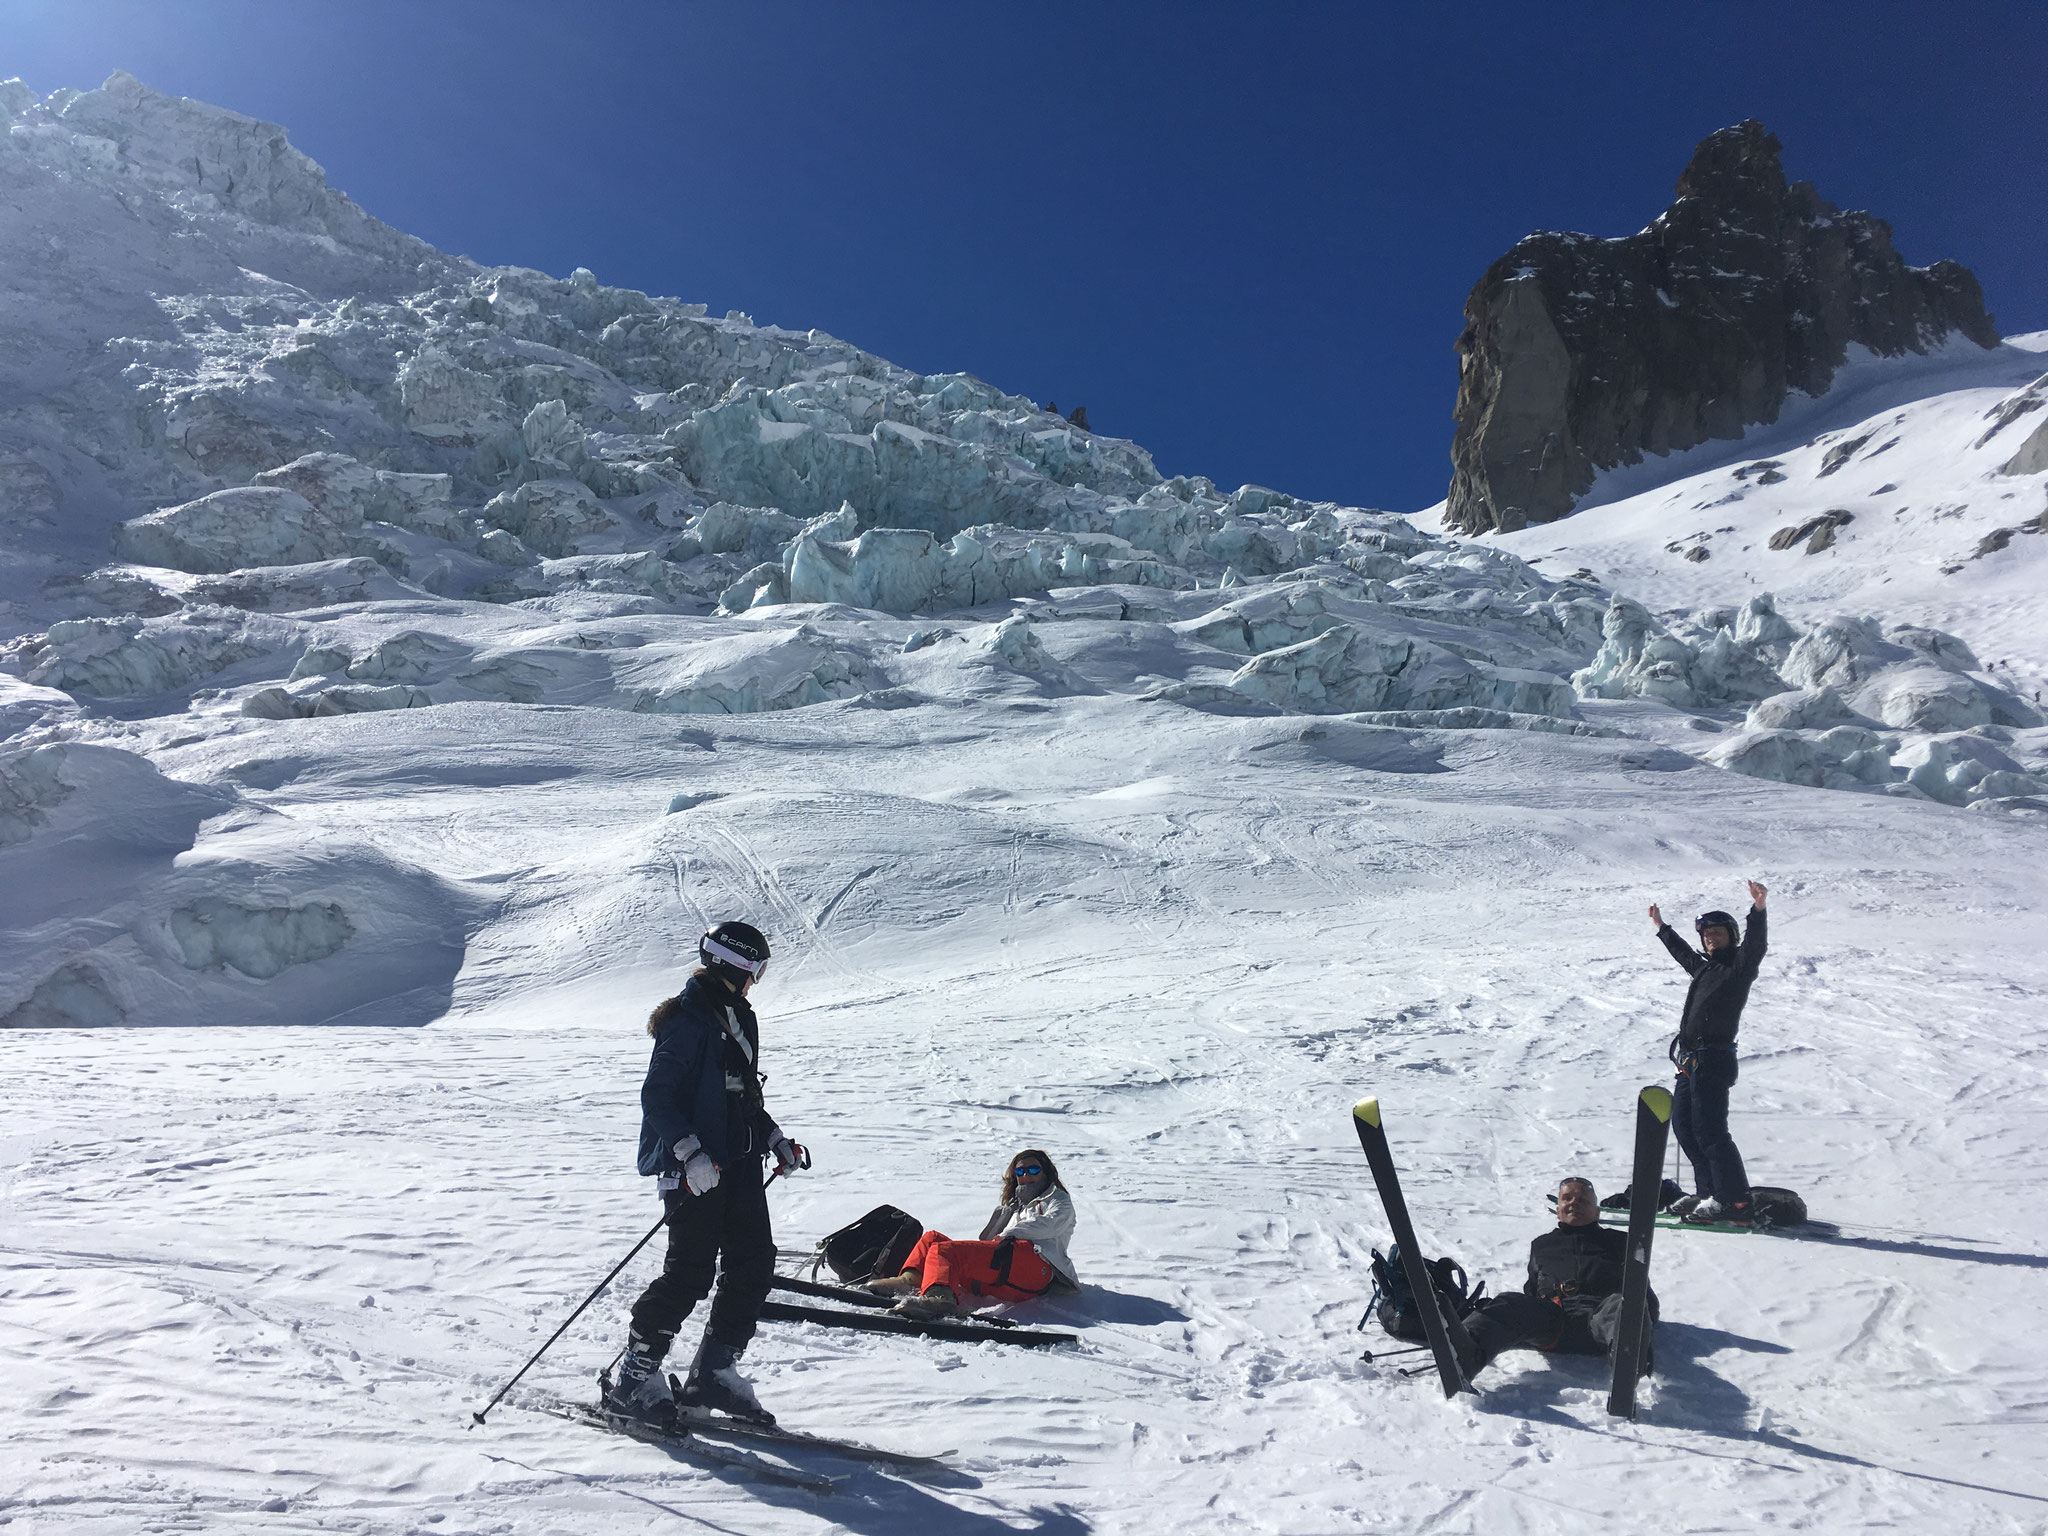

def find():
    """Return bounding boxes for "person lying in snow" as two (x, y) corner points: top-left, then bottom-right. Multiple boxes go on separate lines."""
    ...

(1455, 1176), (1656, 1379)
(866, 1148), (1080, 1319)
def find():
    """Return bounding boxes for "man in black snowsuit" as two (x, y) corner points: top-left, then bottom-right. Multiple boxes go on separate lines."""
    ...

(604, 921), (805, 1427)
(1457, 1177), (1654, 1378)
(1650, 881), (1768, 1227)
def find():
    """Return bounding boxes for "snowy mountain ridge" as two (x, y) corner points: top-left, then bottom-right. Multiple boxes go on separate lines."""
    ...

(3, 71), (2047, 1031)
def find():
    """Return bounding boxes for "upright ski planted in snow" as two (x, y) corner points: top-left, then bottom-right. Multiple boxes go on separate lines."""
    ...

(1351, 1096), (1472, 1397)
(1606, 1084), (1671, 1419)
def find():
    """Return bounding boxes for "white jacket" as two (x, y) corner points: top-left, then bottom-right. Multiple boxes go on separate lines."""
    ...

(978, 1183), (1078, 1288)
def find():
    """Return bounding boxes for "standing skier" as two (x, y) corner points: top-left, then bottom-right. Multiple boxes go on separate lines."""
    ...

(1648, 880), (1767, 1227)
(604, 921), (806, 1426)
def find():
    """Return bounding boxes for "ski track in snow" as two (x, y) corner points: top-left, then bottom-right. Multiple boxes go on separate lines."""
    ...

(6, 697), (2048, 1534)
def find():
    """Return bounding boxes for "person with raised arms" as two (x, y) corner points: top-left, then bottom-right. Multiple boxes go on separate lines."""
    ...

(1648, 880), (1769, 1227)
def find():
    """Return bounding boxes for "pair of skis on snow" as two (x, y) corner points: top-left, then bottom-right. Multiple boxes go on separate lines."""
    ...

(516, 1272), (1075, 1484)
(526, 1391), (952, 1491)
(1353, 1087), (1669, 1418)
(760, 1274), (1077, 1347)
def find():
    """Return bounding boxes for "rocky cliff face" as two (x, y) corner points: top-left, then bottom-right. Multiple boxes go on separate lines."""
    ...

(1445, 120), (2000, 534)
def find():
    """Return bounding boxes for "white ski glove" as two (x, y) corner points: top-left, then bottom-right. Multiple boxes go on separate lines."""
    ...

(770, 1134), (806, 1177)
(676, 1139), (721, 1196)
(682, 1148), (722, 1196)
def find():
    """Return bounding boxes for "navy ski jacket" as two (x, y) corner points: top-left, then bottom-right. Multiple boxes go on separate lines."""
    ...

(1658, 906), (1767, 1050)
(636, 973), (780, 1176)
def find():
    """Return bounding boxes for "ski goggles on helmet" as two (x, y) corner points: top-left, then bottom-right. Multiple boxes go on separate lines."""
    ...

(702, 934), (770, 977)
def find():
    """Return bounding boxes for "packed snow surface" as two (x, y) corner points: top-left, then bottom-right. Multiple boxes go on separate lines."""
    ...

(4, 72), (2048, 1535)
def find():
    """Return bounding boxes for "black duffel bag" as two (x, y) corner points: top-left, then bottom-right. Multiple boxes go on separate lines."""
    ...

(816, 1204), (924, 1282)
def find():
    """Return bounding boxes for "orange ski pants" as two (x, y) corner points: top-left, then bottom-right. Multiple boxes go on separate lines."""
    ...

(903, 1229), (1056, 1303)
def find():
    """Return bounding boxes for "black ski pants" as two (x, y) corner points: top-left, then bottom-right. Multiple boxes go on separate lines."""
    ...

(1464, 1292), (1633, 1373)
(628, 1155), (773, 1363)
(1673, 1044), (1750, 1206)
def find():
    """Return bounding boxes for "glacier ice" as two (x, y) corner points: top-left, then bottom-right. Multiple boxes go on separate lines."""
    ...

(1226, 622), (1575, 718)
(0, 742), (72, 845)
(1746, 686), (1852, 732)
(25, 610), (303, 698)
(0, 736), (480, 1028)
(1572, 596), (1786, 707)
(180, 557), (419, 613)
(1891, 735), (2045, 807)
(255, 453), (460, 538)
(1865, 667), (1994, 733)
(114, 486), (363, 574)
(0, 61), (2038, 872)
(1781, 615), (1903, 692)
(982, 614), (1052, 673)
(1706, 729), (1827, 788)
(481, 477), (613, 558)
(0, 960), (127, 1028)
(170, 898), (355, 978)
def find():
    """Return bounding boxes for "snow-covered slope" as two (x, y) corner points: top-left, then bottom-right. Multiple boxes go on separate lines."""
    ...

(1491, 334), (2048, 690)
(4, 72), (2048, 1536)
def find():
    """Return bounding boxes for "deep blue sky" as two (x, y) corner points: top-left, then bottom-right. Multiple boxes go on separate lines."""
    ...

(7, 2), (2045, 511)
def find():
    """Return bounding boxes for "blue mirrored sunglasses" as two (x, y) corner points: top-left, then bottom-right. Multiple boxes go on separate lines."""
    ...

(1012, 1164), (1044, 1178)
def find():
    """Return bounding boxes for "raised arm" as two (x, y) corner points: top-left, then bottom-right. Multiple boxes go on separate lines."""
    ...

(1652, 904), (1707, 977)
(1738, 881), (1768, 973)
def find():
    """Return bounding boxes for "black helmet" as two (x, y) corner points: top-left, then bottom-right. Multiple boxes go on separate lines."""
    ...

(1695, 910), (1739, 946)
(700, 920), (770, 984)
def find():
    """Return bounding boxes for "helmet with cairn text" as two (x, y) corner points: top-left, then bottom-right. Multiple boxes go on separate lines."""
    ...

(700, 921), (770, 985)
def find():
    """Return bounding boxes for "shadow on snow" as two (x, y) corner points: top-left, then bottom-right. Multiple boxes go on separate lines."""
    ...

(1475, 1321), (2048, 1508)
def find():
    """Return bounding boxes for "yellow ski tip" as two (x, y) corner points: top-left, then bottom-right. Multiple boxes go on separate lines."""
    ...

(1640, 1086), (1673, 1123)
(1352, 1096), (1382, 1128)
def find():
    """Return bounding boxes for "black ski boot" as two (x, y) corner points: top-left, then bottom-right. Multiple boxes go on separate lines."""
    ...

(601, 1333), (675, 1426)
(678, 1336), (775, 1425)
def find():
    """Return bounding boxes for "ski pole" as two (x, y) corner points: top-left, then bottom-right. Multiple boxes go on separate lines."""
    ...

(763, 1142), (812, 1191)
(1360, 1344), (1433, 1362)
(469, 1203), (673, 1427)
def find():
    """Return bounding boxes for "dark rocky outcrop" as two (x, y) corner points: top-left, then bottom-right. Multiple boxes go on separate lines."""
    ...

(1446, 121), (2000, 533)
(1768, 509), (1854, 553)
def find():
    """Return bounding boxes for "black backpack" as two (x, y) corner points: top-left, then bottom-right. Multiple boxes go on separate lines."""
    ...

(815, 1204), (924, 1282)
(1747, 1186), (1808, 1231)
(1361, 1243), (1485, 1341)
(1597, 1178), (1687, 1212)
